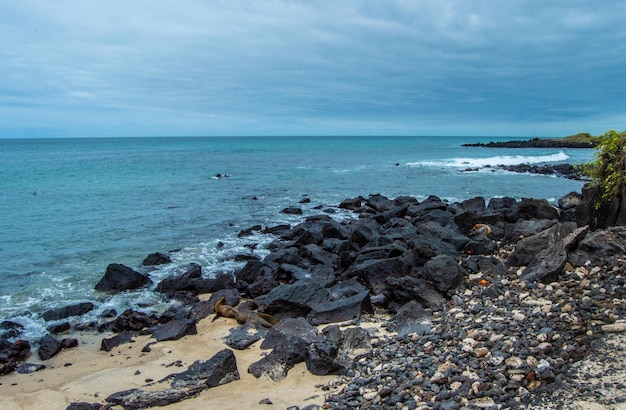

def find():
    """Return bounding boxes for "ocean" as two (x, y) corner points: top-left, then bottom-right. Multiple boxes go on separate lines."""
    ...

(0, 136), (594, 341)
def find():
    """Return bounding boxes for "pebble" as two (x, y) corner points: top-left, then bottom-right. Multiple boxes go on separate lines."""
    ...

(601, 322), (626, 333)
(322, 235), (626, 410)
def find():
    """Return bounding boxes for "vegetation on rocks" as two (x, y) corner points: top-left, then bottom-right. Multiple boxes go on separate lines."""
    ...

(584, 129), (626, 204)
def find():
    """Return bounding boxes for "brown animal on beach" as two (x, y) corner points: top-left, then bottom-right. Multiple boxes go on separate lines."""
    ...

(213, 297), (279, 328)
(470, 223), (492, 236)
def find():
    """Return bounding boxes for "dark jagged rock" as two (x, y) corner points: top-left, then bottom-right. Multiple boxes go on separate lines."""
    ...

(150, 317), (197, 342)
(48, 322), (71, 334)
(384, 275), (446, 311)
(142, 252), (172, 266)
(305, 325), (372, 376)
(307, 290), (372, 325)
(224, 323), (268, 350)
(386, 300), (433, 338)
(0, 340), (31, 374)
(497, 163), (585, 180)
(282, 206), (303, 215)
(248, 339), (308, 381)
(251, 319), (317, 380)
(238, 224), (262, 237)
(518, 223), (586, 283)
(568, 227), (626, 267)
(1, 320), (24, 339)
(333, 327), (372, 372)
(233, 253), (261, 262)
(459, 196), (487, 214)
(346, 256), (410, 295)
(17, 362), (46, 374)
(155, 267), (234, 296)
(338, 196), (365, 211)
(504, 219), (557, 242)
(508, 222), (578, 267)
(235, 260), (280, 298)
(42, 302), (95, 322)
(423, 254), (466, 294)
(262, 224), (291, 236)
(100, 331), (137, 352)
(260, 282), (330, 318)
(38, 334), (63, 360)
(305, 338), (340, 375)
(462, 136), (596, 148)
(512, 198), (561, 221)
(99, 309), (160, 333)
(66, 402), (103, 410)
(577, 184), (626, 229)
(62, 338), (78, 349)
(261, 317), (319, 350)
(94, 263), (152, 293)
(106, 349), (239, 408)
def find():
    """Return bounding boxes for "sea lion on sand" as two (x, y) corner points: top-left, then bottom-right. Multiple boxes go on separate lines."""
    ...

(213, 297), (278, 328)
(470, 223), (492, 236)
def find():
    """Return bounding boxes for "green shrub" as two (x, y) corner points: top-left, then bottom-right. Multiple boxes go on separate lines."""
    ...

(584, 129), (626, 207)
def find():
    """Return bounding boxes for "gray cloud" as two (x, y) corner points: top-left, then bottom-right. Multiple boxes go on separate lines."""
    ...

(1, 0), (625, 137)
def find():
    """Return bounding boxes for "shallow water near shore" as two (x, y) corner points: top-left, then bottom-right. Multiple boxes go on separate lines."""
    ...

(0, 136), (593, 341)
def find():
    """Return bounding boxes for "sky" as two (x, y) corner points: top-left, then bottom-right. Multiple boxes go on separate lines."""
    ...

(1, 1), (625, 138)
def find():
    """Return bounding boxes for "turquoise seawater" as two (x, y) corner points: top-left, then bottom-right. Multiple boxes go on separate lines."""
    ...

(0, 136), (594, 340)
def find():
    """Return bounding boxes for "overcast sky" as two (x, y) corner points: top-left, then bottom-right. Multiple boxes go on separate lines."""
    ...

(1, 1), (625, 138)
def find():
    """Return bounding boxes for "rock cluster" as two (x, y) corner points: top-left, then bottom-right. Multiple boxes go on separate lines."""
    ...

(3, 191), (625, 409)
(462, 137), (596, 149)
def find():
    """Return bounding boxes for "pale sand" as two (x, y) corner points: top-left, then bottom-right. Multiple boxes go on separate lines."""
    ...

(0, 315), (337, 410)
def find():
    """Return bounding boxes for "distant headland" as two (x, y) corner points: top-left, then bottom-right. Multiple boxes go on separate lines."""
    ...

(463, 132), (597, 148)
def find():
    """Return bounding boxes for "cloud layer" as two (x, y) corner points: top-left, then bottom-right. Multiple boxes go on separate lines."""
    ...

(1, 0), (625, 137)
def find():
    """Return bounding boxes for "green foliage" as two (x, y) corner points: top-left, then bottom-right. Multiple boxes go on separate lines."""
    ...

(561, 132), (598, 145)
(584, 129), (626, 205)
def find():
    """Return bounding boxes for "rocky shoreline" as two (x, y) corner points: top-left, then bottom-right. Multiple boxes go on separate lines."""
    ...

(462, 137), (596, 149)
(2, 190), (626, 409)
(461, 163), (586, 180)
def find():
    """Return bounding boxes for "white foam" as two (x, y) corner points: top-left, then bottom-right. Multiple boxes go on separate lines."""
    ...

(407, 151), (570, 168)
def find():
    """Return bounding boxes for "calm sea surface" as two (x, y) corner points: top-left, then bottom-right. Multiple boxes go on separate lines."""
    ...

(0, 136), (594, 340)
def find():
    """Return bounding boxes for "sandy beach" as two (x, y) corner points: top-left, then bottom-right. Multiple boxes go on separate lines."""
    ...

(0, 312), (337, 410)
(2, 306), (626, 409)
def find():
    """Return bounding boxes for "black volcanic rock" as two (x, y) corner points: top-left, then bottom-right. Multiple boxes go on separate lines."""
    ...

(95, 263), (152, 293)
(42, 302), (95, 321)
(142, 252), (172, 266)
(462, 137), (596, 148)
(106, 349), (240, 408)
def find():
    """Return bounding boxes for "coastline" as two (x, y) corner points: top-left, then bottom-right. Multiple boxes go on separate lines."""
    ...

(0, 309), (337, 409)
(2, 190), (626, 409)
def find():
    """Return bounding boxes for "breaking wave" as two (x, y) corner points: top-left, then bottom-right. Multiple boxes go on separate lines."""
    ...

(407, 151), (570, 168)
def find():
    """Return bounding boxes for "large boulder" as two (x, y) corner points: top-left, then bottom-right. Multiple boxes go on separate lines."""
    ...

(38, 334), (63, 360)
(248, 318), (318, 381)
(142, 252), (172, 266)
(512, 198), (561, 221)
(508, 222), (578, 267)
(95, 263), (152, 293)
(423, 254), (466, 294)
(260, 282), (330, 318)
(42, 302), (95, 322)
(307, 290), (371, 325)
(516, 223), (587, 283)
(99, 309), (160, 333)
(346, 256), (410, 295)
(384, 275), (446, 311)
(576, 184), (626, 229)
(235, 260), (280, 298)
(568, 227), (626, 267)
(386, 300), (433, 338)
